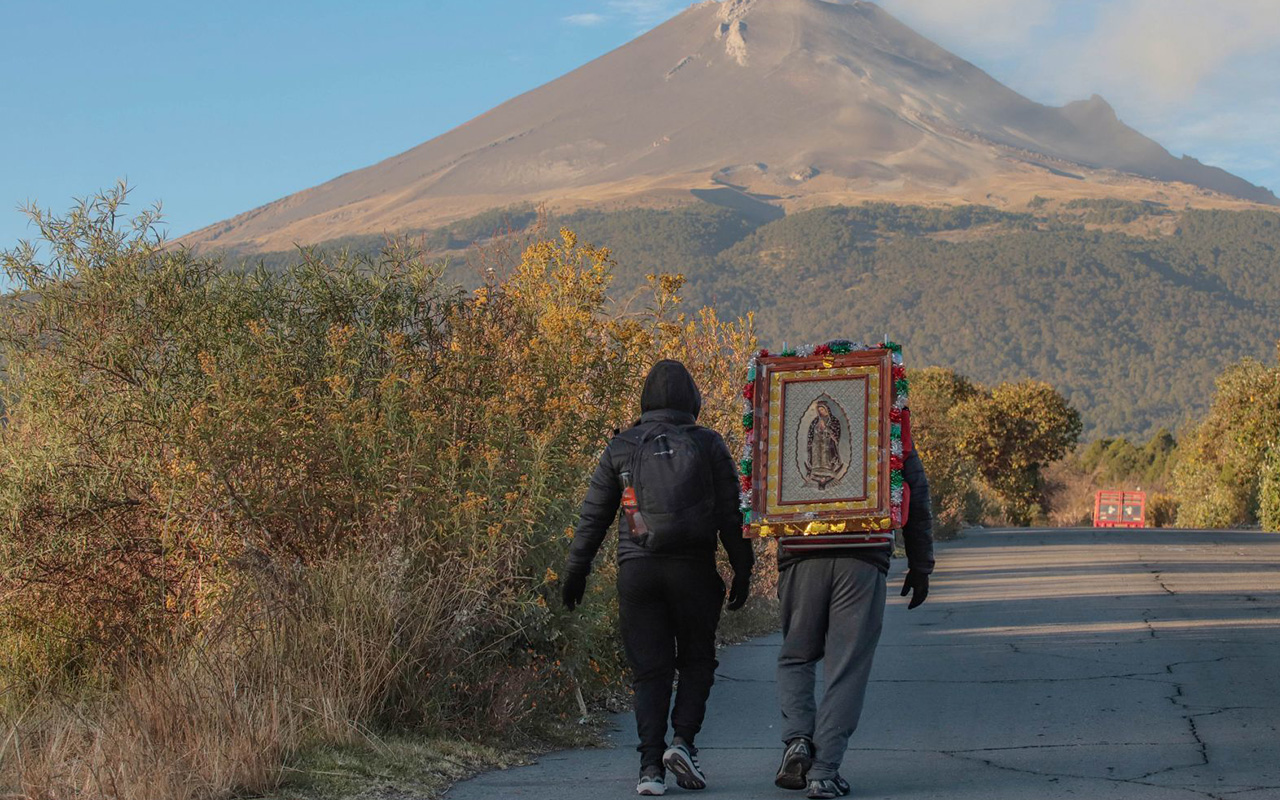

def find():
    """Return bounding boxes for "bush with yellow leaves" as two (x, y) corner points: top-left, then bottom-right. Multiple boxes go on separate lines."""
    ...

(0, 187), (757, 798)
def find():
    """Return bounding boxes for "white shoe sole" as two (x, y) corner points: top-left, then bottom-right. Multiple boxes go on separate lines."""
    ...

(637, 778), (666, 796)
(663, 747), (707, 791)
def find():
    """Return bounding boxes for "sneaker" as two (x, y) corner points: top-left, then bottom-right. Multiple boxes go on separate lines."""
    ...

(663, 739), (707, 790)
(637, 765), (667, 796)
(774, 737), (814, 790)
(806, 774), (851, 799)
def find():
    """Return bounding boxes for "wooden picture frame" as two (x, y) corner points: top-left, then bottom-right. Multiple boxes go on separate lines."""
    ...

(744, 348), (896, 540)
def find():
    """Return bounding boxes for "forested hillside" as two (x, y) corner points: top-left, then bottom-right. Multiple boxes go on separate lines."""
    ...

(234, 201), (1280, 439)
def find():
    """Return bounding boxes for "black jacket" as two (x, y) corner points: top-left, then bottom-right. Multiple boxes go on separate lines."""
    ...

(566, 361), (755, 578)
(776, 447), (935, 575)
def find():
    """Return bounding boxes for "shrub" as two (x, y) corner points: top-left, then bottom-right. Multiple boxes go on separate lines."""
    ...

(0, 187), (758, 798)
(1147, 493), (1181, 528)
(1173, 352), (1280, 528)
(1260, 447), (1280, 533)
(908, 367), (986, 537)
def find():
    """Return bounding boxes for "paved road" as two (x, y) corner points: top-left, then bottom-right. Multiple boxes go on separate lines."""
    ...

(446, 529), (1280, 799)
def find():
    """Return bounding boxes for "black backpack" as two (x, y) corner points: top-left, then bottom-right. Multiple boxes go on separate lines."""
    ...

(621, 422), (717, 552)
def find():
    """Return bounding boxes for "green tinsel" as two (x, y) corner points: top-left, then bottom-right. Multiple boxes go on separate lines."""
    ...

(743, 412), (754, 429)
(782, 348), (797, 357)
(830, 342), (852, 354)
(895, 378), (910, 395)
(891, 423), (902, 439)
(890, 471), (904, 489)
(747, 365), (757, 381)
(743, 510), (753, 523)
(884, 341), (902, 353)
(740, 457), (753, 475)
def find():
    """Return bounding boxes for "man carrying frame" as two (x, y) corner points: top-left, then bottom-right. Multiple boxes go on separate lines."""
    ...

(739, 342), (934, 798)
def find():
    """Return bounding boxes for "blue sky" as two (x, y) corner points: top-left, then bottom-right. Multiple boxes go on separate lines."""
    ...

(2, 0), (1277, 260)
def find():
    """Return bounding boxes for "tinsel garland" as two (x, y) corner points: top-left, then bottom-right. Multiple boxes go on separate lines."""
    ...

(739, 340), (909, 530)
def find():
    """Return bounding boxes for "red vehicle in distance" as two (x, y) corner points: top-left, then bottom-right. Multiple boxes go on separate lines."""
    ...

(1094, 490), (1147, 529)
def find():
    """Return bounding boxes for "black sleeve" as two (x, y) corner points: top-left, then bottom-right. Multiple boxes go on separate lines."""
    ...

(708, 431), (754, 575)
(566, 444), (621, 576)
(902, 448), (935, 574)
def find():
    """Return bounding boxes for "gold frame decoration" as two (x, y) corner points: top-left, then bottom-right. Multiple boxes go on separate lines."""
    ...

(739, 341), (909, 540)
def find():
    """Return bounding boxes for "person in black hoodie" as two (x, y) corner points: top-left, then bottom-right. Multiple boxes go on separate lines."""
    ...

(562, 360), (755, 797)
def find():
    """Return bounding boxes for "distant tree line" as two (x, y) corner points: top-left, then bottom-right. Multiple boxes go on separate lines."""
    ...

(228, 198), (1280, 441)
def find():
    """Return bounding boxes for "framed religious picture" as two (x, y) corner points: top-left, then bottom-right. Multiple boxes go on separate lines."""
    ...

(737, 340), (911, 543)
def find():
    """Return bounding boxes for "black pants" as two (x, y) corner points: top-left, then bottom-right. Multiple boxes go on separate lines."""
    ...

(618, 557), (725, 767)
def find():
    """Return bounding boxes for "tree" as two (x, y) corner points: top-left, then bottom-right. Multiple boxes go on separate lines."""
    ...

(954, 381), (1083, 525)
(1173, 347), (1280, 528)
(908, 367), (985, 536)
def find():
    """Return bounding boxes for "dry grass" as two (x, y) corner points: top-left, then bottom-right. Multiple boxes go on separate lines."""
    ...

(1043, 460), (1099, 528)
(1, 552), (478, 799)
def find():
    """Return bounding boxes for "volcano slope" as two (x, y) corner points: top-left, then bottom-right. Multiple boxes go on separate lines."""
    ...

(182, 0), (1274, 254)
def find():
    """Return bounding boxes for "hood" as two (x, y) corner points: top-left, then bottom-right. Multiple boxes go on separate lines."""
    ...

(640, 359), (702, 419)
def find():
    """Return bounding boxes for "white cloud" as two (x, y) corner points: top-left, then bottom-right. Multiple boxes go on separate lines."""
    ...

(1056, 0), (1280, 106)
(606, 0), (688, 29)
(1041, 0), (1280, 193)
(881, 0), (1280, 108)
(880, 0), (1056, 56)
(563, 12), (607, 26)
(879, 0), (1280, 193)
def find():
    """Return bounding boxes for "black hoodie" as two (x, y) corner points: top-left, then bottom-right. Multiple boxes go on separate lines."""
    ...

(567, 360), (754, 576)
(640, 359), (702, 418)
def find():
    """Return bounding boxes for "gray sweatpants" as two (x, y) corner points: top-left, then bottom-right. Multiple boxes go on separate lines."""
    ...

(777, 558), (887, 781)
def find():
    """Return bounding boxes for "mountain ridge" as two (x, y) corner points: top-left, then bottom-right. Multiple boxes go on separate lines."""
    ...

(183, 0), (1277, 253)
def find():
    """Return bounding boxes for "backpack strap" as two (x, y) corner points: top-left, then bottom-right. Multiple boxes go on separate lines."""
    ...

(617, 422), (656, 480)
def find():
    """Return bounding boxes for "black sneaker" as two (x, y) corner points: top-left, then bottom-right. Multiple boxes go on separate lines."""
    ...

(775, 737), (814, 790)
(806, 774), (851, 799)
(637, 765), (666, 796)
(663, 739), (707, 790)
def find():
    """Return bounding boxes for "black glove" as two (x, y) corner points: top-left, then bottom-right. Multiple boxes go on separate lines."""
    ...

(726, 570), (751, 612)
(562, 571), (587, 611)
(900, 570), (929, 610)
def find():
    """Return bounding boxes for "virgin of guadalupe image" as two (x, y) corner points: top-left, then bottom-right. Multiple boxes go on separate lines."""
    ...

(804, 399), (844, 488)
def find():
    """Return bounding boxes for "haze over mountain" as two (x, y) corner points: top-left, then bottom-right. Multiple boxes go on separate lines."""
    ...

(183, 0), (1275, 252)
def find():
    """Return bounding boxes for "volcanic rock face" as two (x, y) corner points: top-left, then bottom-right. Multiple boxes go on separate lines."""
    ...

(717, 0), (752, 64)
(184, 0), (1276, 252)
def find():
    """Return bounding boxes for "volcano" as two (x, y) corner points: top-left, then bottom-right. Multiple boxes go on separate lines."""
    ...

(184, 0), (1277, 252)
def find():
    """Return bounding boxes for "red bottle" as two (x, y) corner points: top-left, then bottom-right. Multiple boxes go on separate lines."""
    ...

(620, 471), (651, 540)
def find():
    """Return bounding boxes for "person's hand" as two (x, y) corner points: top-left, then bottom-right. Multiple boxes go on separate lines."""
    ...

(562, 571), (587, 611)
(900, 570), (929, 610)
(726, 570), (751, 611)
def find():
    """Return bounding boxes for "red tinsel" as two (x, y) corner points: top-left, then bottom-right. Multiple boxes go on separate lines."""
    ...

(889, 407), (903, 424)
(892, 365), (906, 381)
(813, 344), (832, 356)
(757, 348), (771, 358)
(890, 455), (904, 470)
(740, 475), (752, 492)
(742, 383), (755, 401)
